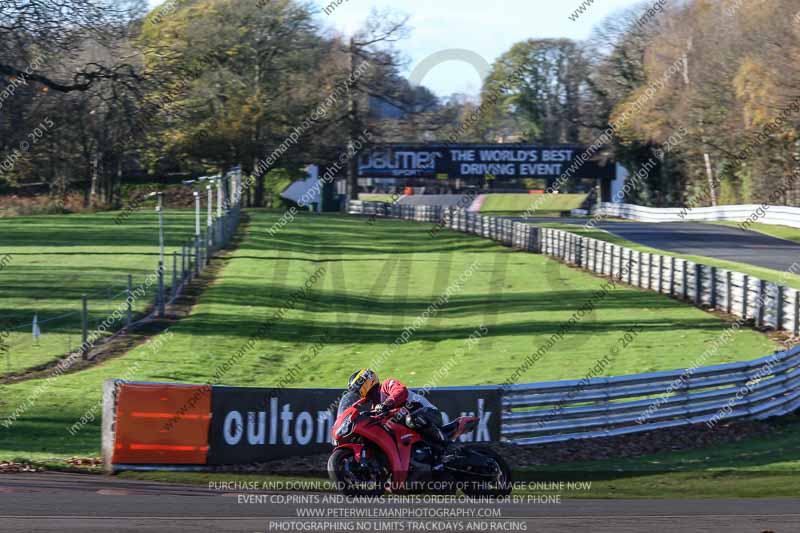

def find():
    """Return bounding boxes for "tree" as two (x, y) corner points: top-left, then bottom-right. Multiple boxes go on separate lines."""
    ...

(478, 39), (593, 144)
(0, 0), (145, 93)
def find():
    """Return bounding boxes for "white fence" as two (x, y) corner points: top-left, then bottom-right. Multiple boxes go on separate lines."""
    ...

(503, 346), (800, 444)
(539, 227), (800, 334)
(596, 202), (800, 229)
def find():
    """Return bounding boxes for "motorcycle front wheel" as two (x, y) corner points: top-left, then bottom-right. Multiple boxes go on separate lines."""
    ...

(327, 448), (387, 497)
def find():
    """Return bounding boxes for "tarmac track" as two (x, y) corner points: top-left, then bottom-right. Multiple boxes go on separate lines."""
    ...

(1, 473), (799, 533)
(511, 218), (800, 273)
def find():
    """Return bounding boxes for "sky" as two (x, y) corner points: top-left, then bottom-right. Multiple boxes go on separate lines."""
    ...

(148, 0), (645, 98)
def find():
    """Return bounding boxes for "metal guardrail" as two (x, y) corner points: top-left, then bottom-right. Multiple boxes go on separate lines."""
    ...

(348, 200), (800, 444)
(596, 201), (800, 229)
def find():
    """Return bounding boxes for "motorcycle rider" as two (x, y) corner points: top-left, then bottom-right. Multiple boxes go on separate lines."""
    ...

(347, 368), (450, 449)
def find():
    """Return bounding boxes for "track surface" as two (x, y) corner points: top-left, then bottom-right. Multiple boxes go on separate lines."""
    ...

(1, 473), (799, 532)
(512, 218), (800, 272)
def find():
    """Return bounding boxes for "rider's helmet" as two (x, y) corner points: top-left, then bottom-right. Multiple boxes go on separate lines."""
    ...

(348, 368), (379, 398)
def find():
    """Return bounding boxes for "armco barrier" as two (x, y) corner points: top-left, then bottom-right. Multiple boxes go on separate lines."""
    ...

(503, 345), (800, 444)
(595, 201), (800, 228)
(102, 381), (502, 471)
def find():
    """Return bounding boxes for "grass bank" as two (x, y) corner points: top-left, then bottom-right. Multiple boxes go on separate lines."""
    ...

(480, 193), (588, 216)
(0, 210), (197, 374)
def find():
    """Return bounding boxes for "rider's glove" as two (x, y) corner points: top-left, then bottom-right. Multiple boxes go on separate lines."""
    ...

(374, 403), (390, 415)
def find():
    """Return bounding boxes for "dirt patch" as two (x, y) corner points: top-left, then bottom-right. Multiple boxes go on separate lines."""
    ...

(0, 213), (251, 385)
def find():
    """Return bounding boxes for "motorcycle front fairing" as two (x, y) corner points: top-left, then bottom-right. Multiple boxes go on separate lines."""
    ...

(331, 393), (422, 487)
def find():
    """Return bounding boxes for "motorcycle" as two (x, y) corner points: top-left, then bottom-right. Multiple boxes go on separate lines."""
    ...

(328, 392), (512, 496)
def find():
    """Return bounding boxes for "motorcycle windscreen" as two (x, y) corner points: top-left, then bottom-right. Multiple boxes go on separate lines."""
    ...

(337, 391), (361, 416)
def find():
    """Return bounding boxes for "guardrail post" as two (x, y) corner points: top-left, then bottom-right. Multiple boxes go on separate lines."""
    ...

(627, 249), (634, 284)
(694, 263), (702, 306)
(611, 245), (618, 278)
(600, 242), (607, 274)
(710, 267), (717, 309)
(794, 290), (799, 336)
(776, 284), (784, 330)
(682, 260), (688, 300)
(648, 254), (654, 290)
(195, 237), (200, 276)
(726, 271), (732, 314)
(576, 238), (583, 267)
(658, 255), (664, 292)
(757, 279), (766, 327)
(742, 274), (749, 318)
(158, 262), (165, 317)
(669, 257), (676, 296)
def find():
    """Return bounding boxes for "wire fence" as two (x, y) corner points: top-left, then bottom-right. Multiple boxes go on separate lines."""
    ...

(0, 167), (244, 376)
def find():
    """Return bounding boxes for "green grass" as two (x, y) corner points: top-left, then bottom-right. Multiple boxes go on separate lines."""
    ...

(531, 221), (800, 290)
(711, 220), (800, 244)
(0, 210), (198, 374)
(480, 193), (588, 215)
(0, 211), (779, 462)
(529, 414), (800, 499)
(358, 193), (401, 203)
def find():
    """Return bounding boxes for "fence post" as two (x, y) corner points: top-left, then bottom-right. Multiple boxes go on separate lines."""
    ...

(600, 243), (606, 275)
(636, 250), (644, 287)
(172, 251), (178, 299)
(710, 266), (717, 309)
(669, 257), (676, 296)
(627, 249), (634, 284)
(682, 260), (688, 299)
(648, 254), (654, 290)
(181, 243), (186, 280)
(776, 284), (784, 330)
(794, 290), (799, 336)
(576, 238), (583, 268)
(195, 237), (201, 276)
(81, 295), (88, 356)
(158, 262), (165, 317)
(757, 279), (766, 327)
(126, 275), (133, 327)
(742, 274), (749, 318)
(694, 263), (702, 306)
(726, 271), (732, 314)
(610, 245), (617, 277)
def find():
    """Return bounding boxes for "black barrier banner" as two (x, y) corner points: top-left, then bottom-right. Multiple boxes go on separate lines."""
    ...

(356, 144), (616, 180)
(207, 386), (502, 465)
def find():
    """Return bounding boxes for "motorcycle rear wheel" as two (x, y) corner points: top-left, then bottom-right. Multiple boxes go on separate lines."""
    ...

(459, 447), (512, 497)
(327, 448), (387, 497)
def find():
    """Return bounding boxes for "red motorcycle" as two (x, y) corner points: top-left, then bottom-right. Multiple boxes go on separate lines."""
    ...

(328, 392), (511, 496)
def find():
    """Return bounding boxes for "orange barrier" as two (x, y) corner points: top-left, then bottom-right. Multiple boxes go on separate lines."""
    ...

(111, 383), (211, 465)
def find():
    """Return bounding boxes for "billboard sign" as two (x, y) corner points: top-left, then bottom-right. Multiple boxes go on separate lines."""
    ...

(357, 144), (615, 180)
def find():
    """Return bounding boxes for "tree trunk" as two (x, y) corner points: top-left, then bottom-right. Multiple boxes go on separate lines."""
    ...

(253, 156), (265, 207)
(347, 37), (360, 200)
(88, 150), (99, 207)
